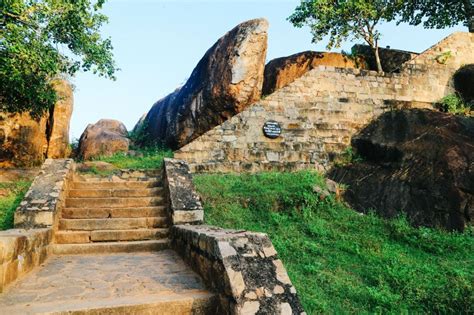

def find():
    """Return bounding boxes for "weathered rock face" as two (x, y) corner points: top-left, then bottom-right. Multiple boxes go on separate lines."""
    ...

(0, 112), (49, 168)
(140, 18), (268, 149)
(352, 45), (418, 73)
(262, 51), (363, 95)
(0, 80), (73, 168)
(78, 119), (130, 160)
(329, 109), (474, 231)
(46, 80), (74, 158)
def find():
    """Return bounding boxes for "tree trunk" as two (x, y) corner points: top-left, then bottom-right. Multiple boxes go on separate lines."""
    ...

(373, 44), (383, 73)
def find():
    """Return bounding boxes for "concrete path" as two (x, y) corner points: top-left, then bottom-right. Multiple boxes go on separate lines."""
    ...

(0, 250), (216, 314)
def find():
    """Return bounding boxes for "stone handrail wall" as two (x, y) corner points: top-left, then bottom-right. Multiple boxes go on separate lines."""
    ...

(171, 225), (305, 315)
(0, 229), (52, 292)
(14, 159), (74, 229)
(162, 158), (204, 224)
(175, 32), (474, 173)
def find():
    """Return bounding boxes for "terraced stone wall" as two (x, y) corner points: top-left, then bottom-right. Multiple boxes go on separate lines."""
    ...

(171, 225), (305, 315)
(175, 32), (474, 173)
(14, 159), (74, 229)
(162, 158), (204, 225)
(0, 229), (52, 292)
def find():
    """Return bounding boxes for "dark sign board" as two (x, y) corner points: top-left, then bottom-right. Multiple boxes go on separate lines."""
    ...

(263, 121), (282, 139)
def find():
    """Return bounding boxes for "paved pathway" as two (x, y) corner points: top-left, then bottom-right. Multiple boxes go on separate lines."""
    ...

(0, 250), (213, 314)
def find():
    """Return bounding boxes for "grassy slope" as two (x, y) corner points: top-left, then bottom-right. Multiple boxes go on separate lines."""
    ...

(0, 181), (31, 230)
(194, 171), (473, 314)
(82, 147), (173, 171)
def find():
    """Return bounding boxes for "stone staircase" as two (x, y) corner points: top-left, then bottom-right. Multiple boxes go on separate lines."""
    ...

(52, 172), (170, 254)
(0, 170), (219, 314)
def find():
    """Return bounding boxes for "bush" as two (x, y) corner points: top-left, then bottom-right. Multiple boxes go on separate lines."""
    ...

(436, 93), (472, 115)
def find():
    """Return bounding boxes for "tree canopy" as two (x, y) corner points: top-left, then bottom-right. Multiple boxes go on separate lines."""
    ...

(0, 0), (118, 116)
(289, 0), (404, 72)
(399, 0), (474, 33)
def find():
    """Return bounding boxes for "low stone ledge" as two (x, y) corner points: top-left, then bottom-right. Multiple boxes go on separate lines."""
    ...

(163, 158), (203, 225)
(0, 228), (52, 292)
(171, 225), (305, 314)
(14, 159), (73, 228)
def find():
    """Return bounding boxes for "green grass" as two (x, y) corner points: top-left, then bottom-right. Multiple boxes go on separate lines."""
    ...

(194, 171), (474, 314)
(86, 147), (173, 170)
(0, 181), (31, 230)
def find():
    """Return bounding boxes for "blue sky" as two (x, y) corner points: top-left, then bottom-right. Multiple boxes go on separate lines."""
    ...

(70, 0), (465, 139)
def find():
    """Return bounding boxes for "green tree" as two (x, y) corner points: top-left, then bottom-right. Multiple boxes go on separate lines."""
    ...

(289, 0), (403, 73)
(0, 0), (117, 116)
(399, 0), (474, 33)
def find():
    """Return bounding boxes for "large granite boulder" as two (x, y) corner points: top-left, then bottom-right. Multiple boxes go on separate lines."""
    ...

(262, 51), (363, 95)
(139, 18), (268, 149)
(351, 45), (418, 73)
(78, 119), (130, 160)
(0, 80), (73, 167)
(0, 112), (49, 167)
(329, 109), (474, 231)
(46, 80), (74, 158)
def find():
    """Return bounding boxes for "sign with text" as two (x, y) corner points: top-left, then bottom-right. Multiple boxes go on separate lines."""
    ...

(263, 121), (282, 139)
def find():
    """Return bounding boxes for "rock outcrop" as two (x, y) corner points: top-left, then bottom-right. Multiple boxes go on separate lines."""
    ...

(78, 119), (130, 160)
(351, 45), (418, 73)
(0, 80), (73, 167)
(139, 18), (269, 149)
(262, 51), (363, 95)
(329, 109), (474, 231)
(46, 80), (74, 158)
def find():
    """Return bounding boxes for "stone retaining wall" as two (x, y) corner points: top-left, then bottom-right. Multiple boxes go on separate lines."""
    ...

(14, 159), (73, 229)
(175, 32), (474, 173)
(162, 158), (204, 225)
(171, 225), (304, 315)
(0, 228), (52, 292)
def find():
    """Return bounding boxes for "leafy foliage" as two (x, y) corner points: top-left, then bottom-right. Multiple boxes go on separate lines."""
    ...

(289, 0), (404, 72)
(436, 93), (473, 115)
(0, 0), (118, 116)
(195, 171), (474, 314)
(334, 146), (363, 167)
(399, 0), (474, 32)
(0, 181), (31, 230)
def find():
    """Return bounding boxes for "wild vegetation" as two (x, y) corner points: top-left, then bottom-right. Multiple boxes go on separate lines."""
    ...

(0, 181), (31, 230)
(194, 171), (474, 314)
(80, 146), (173, 172)
(436, 93), (473, 115)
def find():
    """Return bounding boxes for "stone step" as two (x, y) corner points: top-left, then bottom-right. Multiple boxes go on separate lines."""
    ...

(62, 206), (167, 219)
(73, 173), (161, 181)
(68, 187), (163, 198)
(55, 228), (169, 244)
(65, 196), (164, 208)
(72, 181), (161, 190)
(1, 291), (218, 315)
(59, 217), (168, 231)
(51, 239), (170, 255)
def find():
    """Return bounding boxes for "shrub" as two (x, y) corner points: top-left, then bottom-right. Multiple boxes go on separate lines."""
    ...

(436, 93), (472, 115)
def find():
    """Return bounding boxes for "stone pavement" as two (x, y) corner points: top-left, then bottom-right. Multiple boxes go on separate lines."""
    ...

(0, 250), (216, 314)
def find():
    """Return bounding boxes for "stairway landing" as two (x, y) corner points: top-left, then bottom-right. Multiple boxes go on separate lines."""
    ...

(0, 250), (216, 314)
